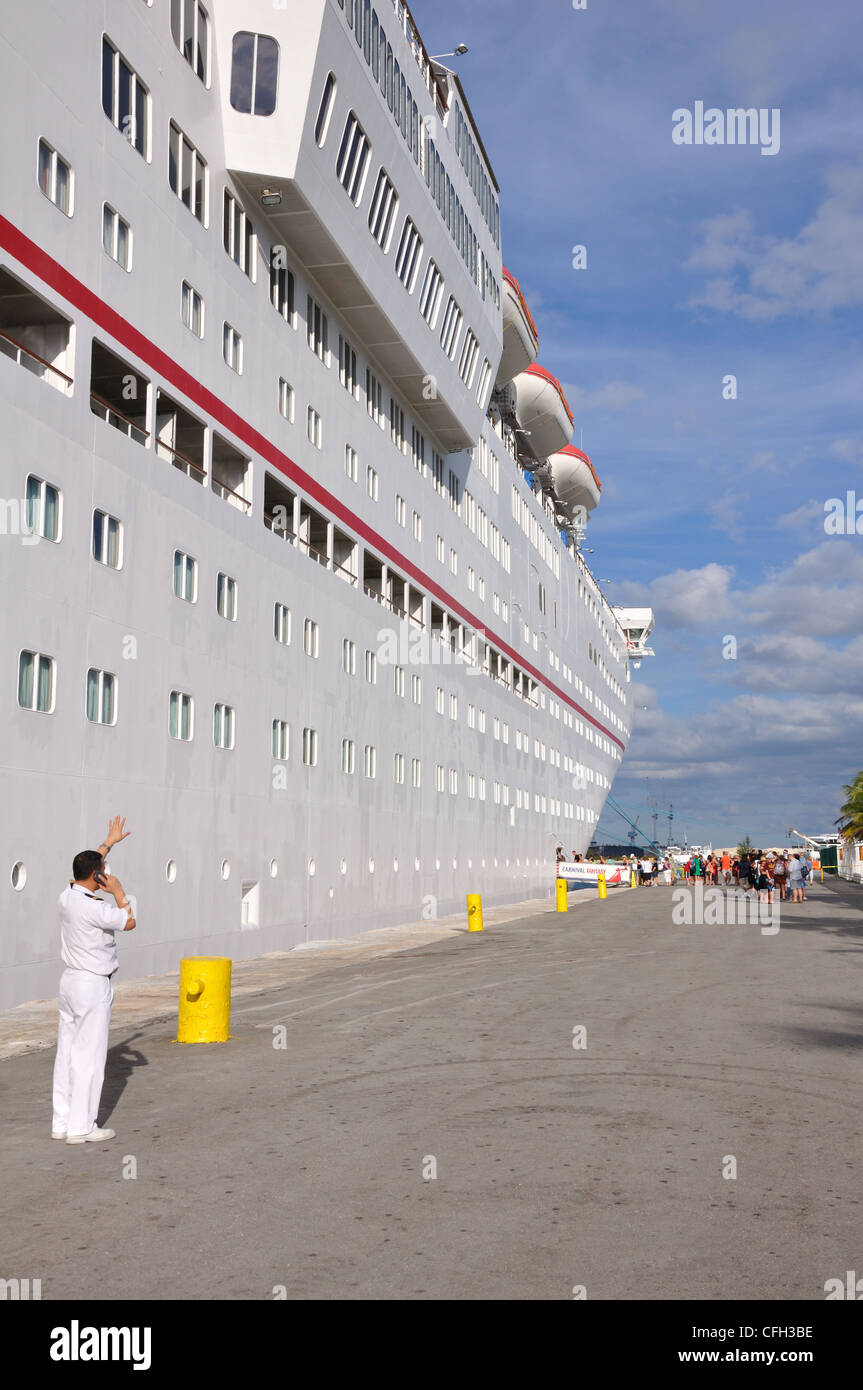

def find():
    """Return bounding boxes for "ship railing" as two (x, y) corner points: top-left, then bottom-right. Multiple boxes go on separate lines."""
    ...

(332, 557), (358, 585)
(0, 329), (73, 392)
(211, 476), (252, 513)
(394, 0), (448, 117)
(90, 392), (149, 445)
(297, 536), (330, 569)
(156, 439), (207, 480)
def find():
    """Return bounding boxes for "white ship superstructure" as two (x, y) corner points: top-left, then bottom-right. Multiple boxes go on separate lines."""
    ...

(0, 0), (652, 1009)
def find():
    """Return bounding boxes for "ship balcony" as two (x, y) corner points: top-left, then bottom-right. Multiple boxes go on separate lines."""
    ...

(496, 267), (539, 387)
(0, 268), (74, 396)
(611, 606), (656, 664)
(512, 363), (574, 460)
(547, 445), (601, 521)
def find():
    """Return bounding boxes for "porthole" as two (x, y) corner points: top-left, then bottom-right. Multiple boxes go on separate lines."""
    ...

(269, 859), (278, 878)
(11, 861), (26, 891)
(220, 859), (230, 880)
(166, 859), (177, 883)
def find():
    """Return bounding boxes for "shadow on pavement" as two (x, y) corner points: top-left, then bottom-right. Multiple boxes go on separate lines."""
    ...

(100, 1032), (148, 1125)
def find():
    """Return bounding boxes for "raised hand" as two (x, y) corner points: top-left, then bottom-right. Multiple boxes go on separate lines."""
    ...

(105, 816), (131, 848)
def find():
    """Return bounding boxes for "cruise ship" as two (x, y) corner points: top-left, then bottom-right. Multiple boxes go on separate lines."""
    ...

(0, 0), (654, 1011)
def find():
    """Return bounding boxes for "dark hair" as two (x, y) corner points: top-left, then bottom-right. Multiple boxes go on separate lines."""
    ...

(73, 849), (104, 882)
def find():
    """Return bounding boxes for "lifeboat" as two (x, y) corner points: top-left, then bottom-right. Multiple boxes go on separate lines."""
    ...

(546, 444), (601, 519)
(495, 267), (539, 387)
(512, 363), (574, 459)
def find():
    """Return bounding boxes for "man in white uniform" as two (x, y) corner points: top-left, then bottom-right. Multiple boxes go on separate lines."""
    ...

(52, 817), (135, 1144)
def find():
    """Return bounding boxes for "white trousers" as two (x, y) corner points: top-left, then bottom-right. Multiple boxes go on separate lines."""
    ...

(52, 968), (114, 1136)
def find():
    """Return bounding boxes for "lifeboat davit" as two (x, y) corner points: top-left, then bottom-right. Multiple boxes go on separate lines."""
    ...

(512, 363), (574, 459)
(546, 444), (601, 518)
(496, 268), (539, 387)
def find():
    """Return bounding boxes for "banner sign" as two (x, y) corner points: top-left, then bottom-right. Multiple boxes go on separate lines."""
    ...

(556, 862), (625, 885)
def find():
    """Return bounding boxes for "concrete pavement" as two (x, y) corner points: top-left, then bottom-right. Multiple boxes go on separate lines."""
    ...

(1, 876), (861, 1300)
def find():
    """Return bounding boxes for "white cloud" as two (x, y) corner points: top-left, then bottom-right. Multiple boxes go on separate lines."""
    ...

(565, 380), (649, 412)
(618, 563), (736, 628)
(831, 437), (863, 463)
(684, 158), (863, 319)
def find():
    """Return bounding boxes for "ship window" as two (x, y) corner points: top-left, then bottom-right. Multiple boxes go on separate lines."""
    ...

(86, 669), (117, 726)
(439, 296), (462, 359)
(18, 651), (55, 714)
(102, 38), (149, 159)
(273, 720), (289, 761)
(156, 390), (206, 482)
(364, 650), (377, 685)
(366, 465), (379, 500)
(92, 510), (123, 569)
(173, 551), (198, 603)
(278, 378), (295, 422)
(314, 72), (337, 147)
(333, 527), (357, 584)
(102, 204), (132, 270)
(25, 475), (62, 543)
(212, 434), (251, 512)
(393, 753), (404, 785)
(269, 247), (295, 324)
(222, 322), (243, 374)
(458, 329), (480, 388)
(171, 0), (209, 86)
(368, 169), (399, 251)
(307, 407), (322, 448)
(216, 573), (238, 622)
(342, 639), (356, 675)
(341, 738), (355, 775)
(302, 728), (318, 767)
(338, 334), (359, 397)
(230, 32), (279, 117)
(394, 217), (423, 291)
(181, 281), (204, 337)
(90, 342), (149, 445)
(336, 112), (371, 205)
(303, 619), (319, 658)
(364, 745), (376, 779)
(37, 139), (73, 216)
(213, 702), (235, 750)
(223, 190), (256, 280)
(264, 473), (295, 539)
(476, 357), (492, 407)
(306, 296), (329, 362)
(169, 690), (194, 741)
(274, 603), (291, 645)
(168, 121), (208, 224)
(345, 444), (358, 482)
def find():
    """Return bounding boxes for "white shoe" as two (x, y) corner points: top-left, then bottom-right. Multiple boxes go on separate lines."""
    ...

(66, 1127), (116, 1145)
(51, 1130), (67, 1140)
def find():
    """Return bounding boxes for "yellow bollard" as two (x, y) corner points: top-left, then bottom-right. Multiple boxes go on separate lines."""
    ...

(177, 957), (232, 1043)
(556, 877), (568, 912)
(630, 869), (638, 888)
(597, 872), (607, 900)
(466, 894), (484, 932)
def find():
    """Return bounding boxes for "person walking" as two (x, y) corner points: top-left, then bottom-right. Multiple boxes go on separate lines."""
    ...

(773, 852), (787, 901)
(787, 854), (804, 903)
(52, 817), (135, 1144)
(738, 852), (752, 893)
(720, 850), (732, 885)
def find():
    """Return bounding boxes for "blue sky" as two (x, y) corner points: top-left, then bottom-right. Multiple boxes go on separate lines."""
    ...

(424, 0), (863, 848)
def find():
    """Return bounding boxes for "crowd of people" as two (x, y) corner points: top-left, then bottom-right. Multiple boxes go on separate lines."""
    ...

(555, 844), (814, 905)
(679, 850), (812, 903)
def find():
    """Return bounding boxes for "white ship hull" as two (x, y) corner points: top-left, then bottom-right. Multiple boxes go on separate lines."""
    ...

(0, 0), (640, 1009)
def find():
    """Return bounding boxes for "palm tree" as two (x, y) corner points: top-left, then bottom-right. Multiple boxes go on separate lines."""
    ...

(836, 772), (863, 841)
(736, 835), (753, 857)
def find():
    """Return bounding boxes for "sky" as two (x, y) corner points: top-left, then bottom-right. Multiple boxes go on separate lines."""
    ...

(423, 0), (863, 849)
